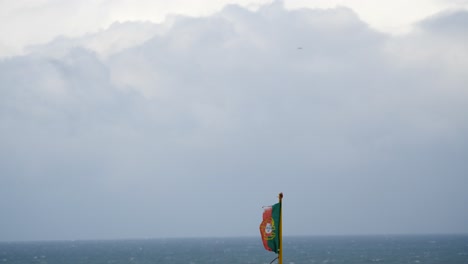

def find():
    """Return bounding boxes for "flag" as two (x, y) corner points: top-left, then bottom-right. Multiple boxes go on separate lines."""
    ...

(259, 202), (281, 253)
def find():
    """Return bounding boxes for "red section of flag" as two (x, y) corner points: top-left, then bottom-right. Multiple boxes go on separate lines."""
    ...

(259, 206), (273, 251)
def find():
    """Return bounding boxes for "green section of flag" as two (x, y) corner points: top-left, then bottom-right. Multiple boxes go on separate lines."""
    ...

(267, 203), (281, 253)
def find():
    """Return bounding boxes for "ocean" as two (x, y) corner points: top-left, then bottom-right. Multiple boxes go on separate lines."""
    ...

(1, 235), (467, 264)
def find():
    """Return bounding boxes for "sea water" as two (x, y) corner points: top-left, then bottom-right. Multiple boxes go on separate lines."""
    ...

(1, 235), (467, 264)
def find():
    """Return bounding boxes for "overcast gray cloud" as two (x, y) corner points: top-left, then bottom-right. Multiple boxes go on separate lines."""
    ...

(2, 0), (468, 58)
(1, 2), (467, 241)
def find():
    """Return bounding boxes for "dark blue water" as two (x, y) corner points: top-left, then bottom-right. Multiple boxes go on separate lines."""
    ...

(1, 235), (467, 263)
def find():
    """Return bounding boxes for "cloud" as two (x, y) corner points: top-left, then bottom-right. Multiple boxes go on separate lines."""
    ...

(419, 9), (468, 34)
(386, 10), (468, 78)
(1, 2), (467, 240)
(4, 0), (468, 58)
(0, 0), (271, 58)
(26, 21), (166, 60)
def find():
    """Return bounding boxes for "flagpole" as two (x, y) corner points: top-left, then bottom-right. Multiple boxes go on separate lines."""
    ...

(278, 192), (283, 264)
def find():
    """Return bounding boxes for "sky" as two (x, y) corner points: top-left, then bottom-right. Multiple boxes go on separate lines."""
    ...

(0, 0), (467, 241)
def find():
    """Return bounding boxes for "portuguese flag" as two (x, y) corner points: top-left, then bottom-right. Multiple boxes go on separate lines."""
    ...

(259, 202), (281, 253)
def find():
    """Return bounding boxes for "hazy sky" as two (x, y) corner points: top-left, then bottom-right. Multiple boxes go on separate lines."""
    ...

(1, 0), (468, 241)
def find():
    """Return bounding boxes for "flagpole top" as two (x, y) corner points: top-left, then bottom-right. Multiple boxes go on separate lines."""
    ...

(278, 192), (283, 200)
